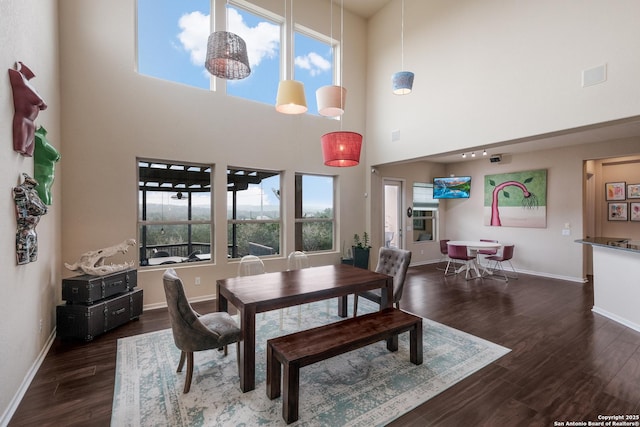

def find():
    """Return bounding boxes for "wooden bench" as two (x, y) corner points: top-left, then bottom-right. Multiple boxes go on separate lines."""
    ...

(266, 308), (423, 424)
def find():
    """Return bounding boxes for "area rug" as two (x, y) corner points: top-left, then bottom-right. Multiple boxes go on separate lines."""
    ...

(112, 299), (510, 426)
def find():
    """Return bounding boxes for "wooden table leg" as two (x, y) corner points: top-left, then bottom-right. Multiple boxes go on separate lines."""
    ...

(239, 306), (256, 392)
(383, 278), (399, 350)
(338, 295), (348, 317)
(410, 321), (423, 365)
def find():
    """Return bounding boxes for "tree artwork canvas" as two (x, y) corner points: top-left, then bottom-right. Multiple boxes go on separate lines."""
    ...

(484, 169), (547, 228)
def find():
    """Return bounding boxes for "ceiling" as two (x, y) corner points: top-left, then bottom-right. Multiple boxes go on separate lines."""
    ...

(341, 0), (391, 19)
(416, 117), (640, 164)
(338, 1), (640, 164)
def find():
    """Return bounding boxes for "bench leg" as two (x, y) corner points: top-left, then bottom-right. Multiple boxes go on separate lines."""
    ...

(282, 362), (300, 424)
(410, 321), (423, 365)
(266, 343), (281, 399)
(386, 334), (399, 352)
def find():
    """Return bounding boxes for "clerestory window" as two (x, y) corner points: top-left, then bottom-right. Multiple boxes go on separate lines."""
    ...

(136, 0), (337, 115)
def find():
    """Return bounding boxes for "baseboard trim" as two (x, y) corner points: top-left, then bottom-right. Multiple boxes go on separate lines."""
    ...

(143, 293), (216, 312)
(592, 307), (640, 333)
(0, 329), (56, 427)
(411, 260), (586, 283)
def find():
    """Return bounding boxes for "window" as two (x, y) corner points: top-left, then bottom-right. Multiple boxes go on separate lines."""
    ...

(138, 160), (212, 266)
(137, 0), (211, 90)
(136, 1), (339, 113)
(412, 183), (439, 242)
(295, 174), (335, 252)
(225, 4), (281, 104)
(227, 168), (281, 258)
(294, 29), (334, 116)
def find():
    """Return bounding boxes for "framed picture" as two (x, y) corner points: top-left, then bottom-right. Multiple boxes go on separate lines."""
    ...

(631, 203), (640, 221)
(608, 203), (628, 221)
(605, 182), (626, 201)
(627, 183), (640, 199)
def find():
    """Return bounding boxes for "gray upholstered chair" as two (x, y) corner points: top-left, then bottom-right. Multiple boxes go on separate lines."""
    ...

(353, 246), (412, 316)
(162, 268), (241, 393)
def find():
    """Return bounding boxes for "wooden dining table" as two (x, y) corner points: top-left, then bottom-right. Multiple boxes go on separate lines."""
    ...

(215, 264), (393, 392)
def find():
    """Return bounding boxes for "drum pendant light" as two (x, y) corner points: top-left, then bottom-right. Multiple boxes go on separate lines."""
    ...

(205, 31), (251, 80)
(205, 1), (250, 80)
(391, 0), (414, 95)
(276, 80), (307, 114)
(316, 0), (346, 117)
(276, 0), (307, 114)
(321, 131), (362, 167)
(320, 0), (360, 167)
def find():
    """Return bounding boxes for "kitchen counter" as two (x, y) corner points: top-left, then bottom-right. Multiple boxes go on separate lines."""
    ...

(576, 237), (640, 253)
(576, 237), (640, 332)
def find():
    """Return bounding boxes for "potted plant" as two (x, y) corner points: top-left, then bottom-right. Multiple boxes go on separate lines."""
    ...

(352, 232), (371, 269)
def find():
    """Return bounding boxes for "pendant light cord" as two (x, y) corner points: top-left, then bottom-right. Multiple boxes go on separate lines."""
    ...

(401, 0), (405, 70)
(340, 0), (344, 128)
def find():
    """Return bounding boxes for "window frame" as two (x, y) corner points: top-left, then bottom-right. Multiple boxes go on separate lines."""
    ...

(294, 173), (336, 253)
(227, 167), (282, 259)
(137, 159), (214, 266)
(412, 182), (439, 243)
(136, 0), (342, 112)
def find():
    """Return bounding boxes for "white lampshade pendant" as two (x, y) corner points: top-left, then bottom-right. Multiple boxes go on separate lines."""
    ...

(392, 71), (414, 95)
(276, 80), (308, 114)
(316, 85), (346, 117)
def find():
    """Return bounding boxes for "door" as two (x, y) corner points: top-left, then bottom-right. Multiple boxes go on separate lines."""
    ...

(383, 179), (404, 249)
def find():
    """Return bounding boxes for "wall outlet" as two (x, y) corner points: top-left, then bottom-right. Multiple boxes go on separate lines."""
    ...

(562, 228), (571, 236)
(39, 319), (43, 334)
(195, 277), (201, 286)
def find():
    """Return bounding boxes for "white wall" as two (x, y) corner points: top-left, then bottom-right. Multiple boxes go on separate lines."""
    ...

(58, 0), (369, 308)
(365, 0), (640, 165)
(371, 140), (640, 282)
(0, 0), (61, 422)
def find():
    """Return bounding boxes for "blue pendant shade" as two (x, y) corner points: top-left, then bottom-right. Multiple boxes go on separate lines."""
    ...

(392, 0), (414, 95)
(392, 71), (414, 95)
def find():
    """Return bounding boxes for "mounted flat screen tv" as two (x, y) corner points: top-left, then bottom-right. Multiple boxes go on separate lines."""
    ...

(433, 176), (471, 199)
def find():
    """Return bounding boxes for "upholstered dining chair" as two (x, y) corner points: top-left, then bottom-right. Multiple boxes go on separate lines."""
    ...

(353, 246), (412, 317)
(162, 268), (241, 393)
(486, 244), (517, 281)
(445, 244), (478, 280)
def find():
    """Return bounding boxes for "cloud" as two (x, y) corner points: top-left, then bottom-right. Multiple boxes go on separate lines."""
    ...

(177, 9), (279, 69)
(177, 11), (210, 65)
(295, 52), (331, 76)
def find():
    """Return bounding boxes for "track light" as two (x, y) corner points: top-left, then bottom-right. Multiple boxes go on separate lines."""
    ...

(462, 153), (466, 158)
(483, 150), (487, 156)
(471, 152), (476, 157)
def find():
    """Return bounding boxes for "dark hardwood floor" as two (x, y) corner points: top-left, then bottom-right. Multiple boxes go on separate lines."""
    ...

(8, 264), (640, 426)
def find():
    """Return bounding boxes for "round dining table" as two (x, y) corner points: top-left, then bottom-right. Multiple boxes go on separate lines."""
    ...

(446, 240), (502, 278)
